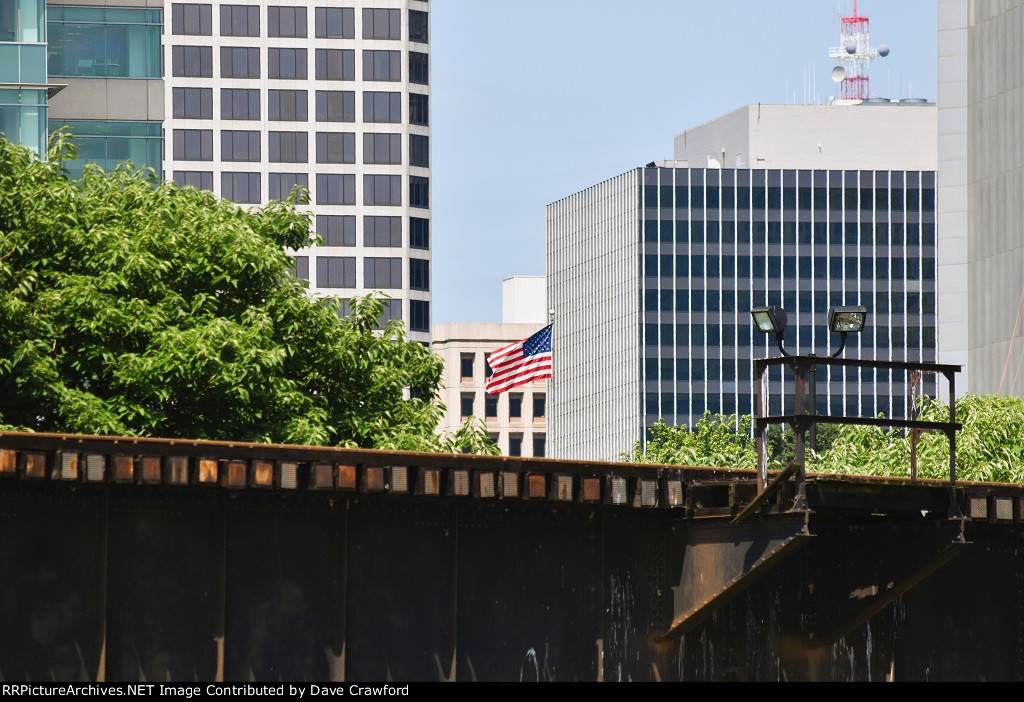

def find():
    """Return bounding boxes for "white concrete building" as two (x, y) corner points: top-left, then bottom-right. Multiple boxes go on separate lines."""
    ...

(937, 0), (1024, 398)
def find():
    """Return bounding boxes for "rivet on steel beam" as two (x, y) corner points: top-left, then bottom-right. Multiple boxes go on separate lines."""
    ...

(337, 464), (357, 491)
(450, 470), (470, 497)
(363, 466), (385, 492)
(111, 455), (134, 483)
(21, 451), (47, 479)
(0, 449), (16, 475)
(580, 476), (601, 503)
(139, 456), (162, 484)
(198, 458), (218, 484)
(164, 456), (189, 485)
(417, 468), (440, 495)
(388, 466), (409, 494)
(221, 460), (247, 489)
(555, 475), (573, 502)
(277, 461), (298, 489)
(55, 451), (79, 481)
(526, 473), (546, 499)
(84, 454), (105, 482)
(476, 471), (495, 499)
(251, 460), (273, 488)
(608, 476), (628, 506)
(309, 462), (334, 490)
(500, 471), (519, 499)
(968, 496), (988, 520)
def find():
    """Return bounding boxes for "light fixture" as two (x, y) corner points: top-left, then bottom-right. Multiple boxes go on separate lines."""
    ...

(198, 458), (218, 484)
(112, 455), (135, 483)
(500, 471), (519, 498)
(388, 466), (409, 494)
(827, 306), (868, 357)
(309, 462), (334, 490)
(750, 306), (789, 356)
(251, 460), (274, 487)
(337, 464), (357, 490)
(85, 454), (105, 482)
(222, 460), (247, 488)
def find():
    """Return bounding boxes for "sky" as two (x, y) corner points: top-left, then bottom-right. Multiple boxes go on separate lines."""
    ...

(429, 0), (939, 324)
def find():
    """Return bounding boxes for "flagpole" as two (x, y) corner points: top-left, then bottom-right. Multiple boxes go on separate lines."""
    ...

(547, 307), (554, 458)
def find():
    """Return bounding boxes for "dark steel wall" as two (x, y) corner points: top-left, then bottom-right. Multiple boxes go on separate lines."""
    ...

(1, 478), (1021, 682)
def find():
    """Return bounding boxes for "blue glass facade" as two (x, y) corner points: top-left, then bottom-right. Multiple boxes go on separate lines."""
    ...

(641, 166), (937, 430)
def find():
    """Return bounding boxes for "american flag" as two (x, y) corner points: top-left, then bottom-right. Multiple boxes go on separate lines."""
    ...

(486, 324), (552, 395)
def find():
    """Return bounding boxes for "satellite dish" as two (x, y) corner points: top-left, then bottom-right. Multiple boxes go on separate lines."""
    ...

(831, 66), (847, 83)
(845, 42), (857, 54)
(878, 44), (890, 57)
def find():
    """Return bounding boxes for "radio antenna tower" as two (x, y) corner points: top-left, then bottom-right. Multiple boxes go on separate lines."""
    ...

(828, 0), (889, 103)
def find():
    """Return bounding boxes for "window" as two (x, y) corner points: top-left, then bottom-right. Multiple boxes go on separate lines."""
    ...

(460, 393), (474, 419)
(292, 255), (309, 282)
(364, 175), (401, 206)
(268, 90), (307, 121)
(508, 434), (522, 457)
(268, 172), (308, 201)
(315, 91), (355, 122)
(533, 394), (546, 419)
(315, 49), (354, 81)
(316, 174), (355, 205)
(375, 300), (402, 329)
(409, 93), (428, 126)
(172, 129), (212, 160)
(363, 133), (400, 164)
(362, 8), (399, 39)
(315, 132), (355, 164)
(316, 256), (355, 288)
(410, 258), (429, 291)
(364, 257), (401, 289)
(49, 119), (162, 177)
(509, 394), (522, 419)
(172, 4), (212, 35)
(410, 176), (429, 209)
(315, 7), (353, 38)
(269, 131), (308, 163)
(410, 134), (429, 167)
(409, 51), (428, 85)
(410, 217), (429, 249)
(173, 171), (213, 191)
(460, 354), (474, 380)
(364, 216), (401, 246)
(173, 88), (212, 119)
(409, 9), (428, 43)
(221, 172), (260, 203)
(485, 395), (498, 419)
(221, 130), (260, 161)
(48, 6), (162, 79)
(317, 215), (355, 247)
(363, 50), (400, 81)
(220, 5), (258, 36)
(220, 89), (259, 120)
(363, 92), (401, 123)
(410, 300), (429, 333)
(268, 6), (306, 37)
(268, 48), (307, 79)
(172, 46), (212, 77)
(532, 435), (546, 458)
(220, 47), (259, 78)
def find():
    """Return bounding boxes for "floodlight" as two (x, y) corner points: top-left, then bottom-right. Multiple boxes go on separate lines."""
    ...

(827, 306), (868, 357)
(751, 306), (787, 334)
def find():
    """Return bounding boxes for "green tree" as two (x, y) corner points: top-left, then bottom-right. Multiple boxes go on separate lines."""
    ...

(627, 412), (757, 468)
(0, 133), (496, 453)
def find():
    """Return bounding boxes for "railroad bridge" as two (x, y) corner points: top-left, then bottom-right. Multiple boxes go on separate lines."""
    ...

(0, 430), (1022, 682)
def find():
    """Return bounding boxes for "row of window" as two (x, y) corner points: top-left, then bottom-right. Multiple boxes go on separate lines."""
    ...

(174, 88), (427, 126)
(643, 254), (937, 280)
(172, 171), (429, 207)
(172, 129), (427, 167)
(644, 290), (937, 316)
(644, 324), (937, 353)
(643, 221), (936, 246)
(460, 393), (546, 422)
(505, 434), (546, 458)
(312, 215), (429, 249)
(172, 6), (427, 44)
(643, 185), (937, 211)
(300, 256), (427, 291)
(172, 46), (428, 84)
(308, 296), (429, 334)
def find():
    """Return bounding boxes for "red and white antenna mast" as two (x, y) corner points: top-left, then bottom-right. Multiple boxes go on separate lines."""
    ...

(828, 0), (889, 103)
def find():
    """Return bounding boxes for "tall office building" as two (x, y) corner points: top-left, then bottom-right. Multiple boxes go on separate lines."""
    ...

(162, 0), (432, 341)
(1, 0), (431, 342)
(547, 103), (938, 461)
(937, 0), (1024, 398)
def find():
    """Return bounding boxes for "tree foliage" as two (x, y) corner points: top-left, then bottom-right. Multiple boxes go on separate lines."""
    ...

(0, 133), (496, 453)
(631, 395), (1024, 483)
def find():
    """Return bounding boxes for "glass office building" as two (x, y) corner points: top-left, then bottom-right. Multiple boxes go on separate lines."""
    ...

(0, 0), (48, 154)
(547, 163), (938, 461)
